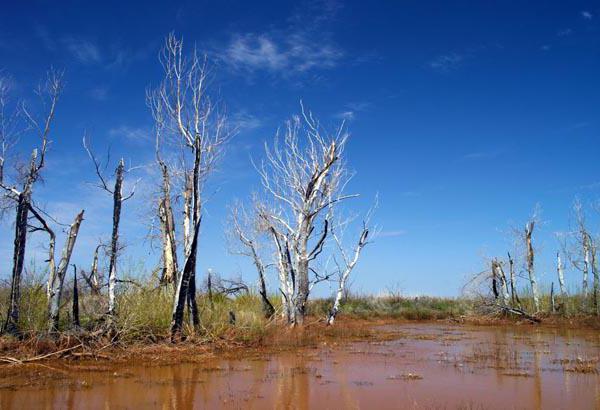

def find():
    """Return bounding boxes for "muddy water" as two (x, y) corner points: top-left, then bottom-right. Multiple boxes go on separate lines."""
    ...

(1, 324), (599, 409)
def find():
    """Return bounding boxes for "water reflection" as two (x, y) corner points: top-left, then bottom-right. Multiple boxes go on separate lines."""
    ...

(0, 324), (598, 409)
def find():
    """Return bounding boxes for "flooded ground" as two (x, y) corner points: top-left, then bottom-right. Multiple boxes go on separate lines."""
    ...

(0, 323), (599, 409)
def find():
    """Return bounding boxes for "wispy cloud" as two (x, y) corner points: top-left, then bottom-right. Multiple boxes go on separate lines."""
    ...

(220, 31), (342, 75)
(35, 26), (151, 70)
(334, 111), (355, 121)
(333, 101), (372, 122)
(217, 0), (344, 77)
(62, 37), (102, 64)
(557, 28), (573, 37)
(379, 230), (408, 238)
(581, 10), (593, 20)
(108, 126), (150, 144)
(429, 53), (463, 72)
(462, 152), (493, 160)
(579, 181), (600, 190)
(231, 110), (263, 132)
(89, 86), (109, 101)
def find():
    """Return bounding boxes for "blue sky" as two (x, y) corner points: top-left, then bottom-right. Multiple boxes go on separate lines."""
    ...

(1, 1), (599, 296)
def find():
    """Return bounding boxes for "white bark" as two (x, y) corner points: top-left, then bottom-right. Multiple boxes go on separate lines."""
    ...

(328, 227), (369, 325)
(47, 211), (84, 332)
(256, 105), (356, 325)
(583, 235), (590, 299)
(149, 34), (231, 335)
(495, 261), (510, 306)
(557, 251), (567, 299)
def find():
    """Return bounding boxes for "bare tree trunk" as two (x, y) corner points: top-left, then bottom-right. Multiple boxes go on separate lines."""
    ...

(207, 269), (214, 311)
(2, 151), (37, 335)
(557, 251), (567, 313)
(491, 260), (499, 301)
(72, 266), (80, 328)
(171, 220), (200, 341)
(328, 228), (368, 325)
(158, 162), (178, 284)
(186, 140), (203, 328)
(182, 173), (193, 255)
(582, 234), (590, 305)
(252, 249), (275, 319)
(496, 261), (510, 306)
(507, 252), (520, 308)
(525, 221), (540, 313)
(550, 282), (556, 313)
(47, 210), (84, 333)
(90, 245), (101, 295)
(107, 160), (124, 318)
(270, 228), (294, 323)
(591, 244), (599, 316)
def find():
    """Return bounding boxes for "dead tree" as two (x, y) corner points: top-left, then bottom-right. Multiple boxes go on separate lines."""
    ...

(72, 265), (80, 328)
(491, 259), (510, 307)
(89, 244), (102, 294)
(230, 202), (275, 318)
(328, 223), (370, 325)
(0, 71), (62, 335)
(158, 162), (178, 284)
(83, 138), (137, 320)
(150, 100), (179, 285)
(171, 219), (200, 341)
(256, 104), (359, 325)
(591, 240), (599, 315)
(507, 252), (521, 307)
(28, 207), (85, 333)
(149, 34), (231, 335)
(571, 201), (591, 305)
(524, 219), (540, 313)
(556, 251), (567, 313)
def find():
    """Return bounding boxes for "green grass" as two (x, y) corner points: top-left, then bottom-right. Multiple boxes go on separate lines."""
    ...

(309, 293), (471, 320)
(1, 269), (599, 344)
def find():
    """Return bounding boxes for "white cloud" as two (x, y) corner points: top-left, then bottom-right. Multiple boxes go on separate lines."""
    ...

(334, 111), (355, 121)
(581, 10), (593, 20)
(379, 230), (408, 238)
(108, 126), (150, 144)
(429, 53), (463, 72)
(62, 37), (102, 64)
(231, 111), (263, 132)
(462, 152), (490, 160)
(220, 31), (343, 75)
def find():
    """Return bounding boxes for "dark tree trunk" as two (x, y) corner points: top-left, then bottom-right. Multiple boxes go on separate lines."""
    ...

(507, 252), (521, 308)
(3, 190), (31, 335)
(253, 250), (275, 318)
(186, 140), (202, 328)
(72, 266), (80, 328)
(171, 220), (200, 341)
(207, 270), (214, 311)
(107, 159), (124, 317)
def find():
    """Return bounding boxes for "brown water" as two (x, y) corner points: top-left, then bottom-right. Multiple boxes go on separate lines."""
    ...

(1, 323), (599, 409)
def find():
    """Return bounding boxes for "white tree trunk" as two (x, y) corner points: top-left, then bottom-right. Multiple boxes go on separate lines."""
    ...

(583, 238), (590, 299)
(48, 211), (84, 332)
(328, 228), (368, 325)
(557, 252), (567, 299)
